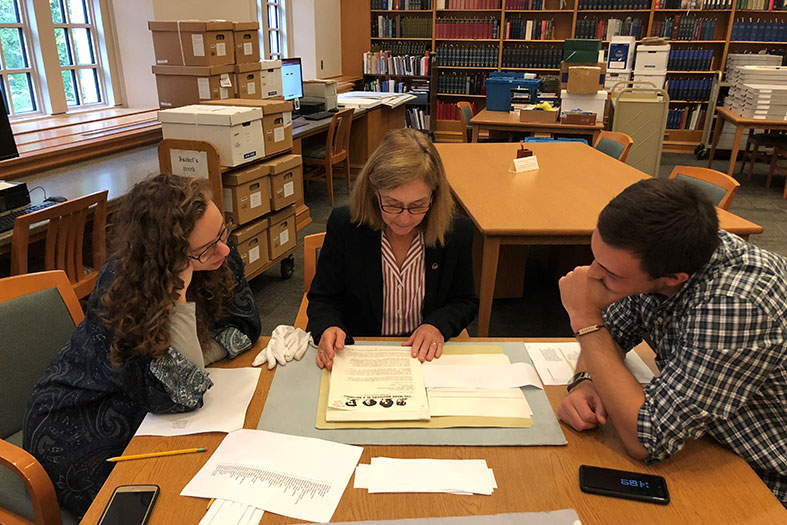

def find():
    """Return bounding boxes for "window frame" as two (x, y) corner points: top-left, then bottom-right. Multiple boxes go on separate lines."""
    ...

(259, 0), (288, 61)
(0, 0), (43, 116)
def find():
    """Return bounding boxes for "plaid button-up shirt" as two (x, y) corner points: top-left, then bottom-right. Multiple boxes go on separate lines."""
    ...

(603, 231), (787, 505)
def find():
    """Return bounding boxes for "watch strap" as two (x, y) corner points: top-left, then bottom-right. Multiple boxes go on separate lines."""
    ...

(567, 371), (592, 392)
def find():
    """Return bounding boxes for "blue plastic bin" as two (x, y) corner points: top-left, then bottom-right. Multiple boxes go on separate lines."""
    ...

(485, 73), (541, 111)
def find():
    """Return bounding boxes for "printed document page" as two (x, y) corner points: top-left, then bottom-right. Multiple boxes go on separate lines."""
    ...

(135, 367), (260, 436)
(525, 342), (655, 385)
(182, 429), (362, 523)
(326, 345), (429, 422)
(354, 457), (497, 495)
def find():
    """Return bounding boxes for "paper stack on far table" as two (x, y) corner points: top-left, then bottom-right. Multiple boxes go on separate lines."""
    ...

(354, 457), (497, 495)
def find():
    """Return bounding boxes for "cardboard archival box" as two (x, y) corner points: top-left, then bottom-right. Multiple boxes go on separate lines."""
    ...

(148, 20), (234, 67)
(159, 104), (264, 167)
(634, 45), (670, 72)
(152, 64), (234, 108)
(260, 60), (283, 98)
(204, 98), (293, 157)
(222, 163), (272, 225)
(262, 153), (303, 211)
(561, 112), (597, 125)
(559, 61), (606, 92)
(233, 21), (260, 64)
(230, 217), (270, 277)
(519, 108), (558, 123)
(567, 66), (603, 94)
(268, 205), (296, 260)
(235, 62), (262, 99)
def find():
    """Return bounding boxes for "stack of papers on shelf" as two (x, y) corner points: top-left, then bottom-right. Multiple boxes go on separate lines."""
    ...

(182, 429), (362, 523)
(199, 499), (263, 525)
(423, 354), (534, 419)
(725, 65), (787, 116)
(740, 84), (787, 120)
(525, 342), (655, 386)
(135, 367), (260, 436)
(354, 457), (497, 495)
(338, 91), (416, 109)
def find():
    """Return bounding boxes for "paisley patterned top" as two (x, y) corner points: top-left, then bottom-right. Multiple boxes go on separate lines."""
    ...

(22, 244), (261, 518)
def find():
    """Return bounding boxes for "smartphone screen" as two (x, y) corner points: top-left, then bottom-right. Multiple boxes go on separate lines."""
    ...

(579, 465), (670, 505)
(98, 485), (159, 525)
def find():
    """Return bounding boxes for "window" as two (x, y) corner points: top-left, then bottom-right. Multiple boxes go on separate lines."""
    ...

(0, 0), (37, 115)
(259, 0), (287, 60)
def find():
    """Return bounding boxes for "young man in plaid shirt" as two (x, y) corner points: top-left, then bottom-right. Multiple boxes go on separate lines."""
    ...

(558, 178), (786, 506)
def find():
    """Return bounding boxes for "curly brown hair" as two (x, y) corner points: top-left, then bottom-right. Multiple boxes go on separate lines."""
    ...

(101, 174), (236, 365)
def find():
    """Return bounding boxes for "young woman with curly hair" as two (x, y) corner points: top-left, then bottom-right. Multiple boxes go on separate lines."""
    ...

(307, 128), (478, 370)
(23, 174), (261, 518)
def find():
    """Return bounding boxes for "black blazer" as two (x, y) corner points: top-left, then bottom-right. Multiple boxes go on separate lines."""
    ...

(307, 206), (478, 344)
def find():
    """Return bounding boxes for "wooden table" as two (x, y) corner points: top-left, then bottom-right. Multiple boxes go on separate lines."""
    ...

(707, 106), (787, 177)
(470, 109), (604, 144)
(437, 142), (764, 337)
(81, 337), (786, 524)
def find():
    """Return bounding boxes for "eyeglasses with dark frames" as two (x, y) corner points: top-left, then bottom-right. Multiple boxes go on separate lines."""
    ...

(377, 192), (433, 215)
(188, 218), (233, 263)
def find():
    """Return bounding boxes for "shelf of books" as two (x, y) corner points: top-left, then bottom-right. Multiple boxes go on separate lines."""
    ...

(363, 0), (787, 145)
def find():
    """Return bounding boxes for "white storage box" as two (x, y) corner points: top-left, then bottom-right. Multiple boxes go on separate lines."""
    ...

(605, 71), (632, 93)
(260, 60), (282, 98)
(159, 104), (265, 167)
(635, 45), (670, 72)
(608, 36), (636, 71)
(633, 71), (666, 90)
(560, 89), (607, 120)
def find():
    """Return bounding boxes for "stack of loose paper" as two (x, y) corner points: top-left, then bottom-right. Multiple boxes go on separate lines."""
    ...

(525, 342), (655, 386)
(338, 91), (416, 109)
(182, 429), (362, 523)
(199, 499), (263, 525)
(135, 367), (261, 436)
(326, 346), (430, 422)
(422, 354), (537, 419)
(354, 457), (497, 495)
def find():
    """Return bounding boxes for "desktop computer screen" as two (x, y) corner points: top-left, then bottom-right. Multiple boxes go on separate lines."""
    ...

(281, 57), (304, 102)
(0, 96), (19, 161)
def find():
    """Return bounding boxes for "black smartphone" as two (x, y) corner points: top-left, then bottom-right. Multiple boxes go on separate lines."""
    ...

(98, 484), (159, 525)
(579, 465), (670, 505)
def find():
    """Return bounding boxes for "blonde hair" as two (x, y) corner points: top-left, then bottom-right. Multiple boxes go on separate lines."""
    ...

(350, 128), (454, 246)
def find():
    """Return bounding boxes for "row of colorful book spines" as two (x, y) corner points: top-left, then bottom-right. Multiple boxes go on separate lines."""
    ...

(436, 100), (478, 121)
(364, 80), (411, 92)
(578, 0), (652, 9)
(666, 107), (707, 130)
(652, 19), (717, 41)
(405, 108), (430, 132)
(575, 19), (643, 40)
(666, 79), (713, 100)
(364, 55), (430, 76)
(506, 19), (555, 40)
(731, 21), (787, 41)
(735, 0), (786, 9)
(372, 0), (433, 9)
(668, 49), (715, 70)
(656, 0), (733, 8)
(437, 46), (499, 66)
(505, 0), (546, 9)
(435, 19), (500, 39)
(437, 0), (502, 8)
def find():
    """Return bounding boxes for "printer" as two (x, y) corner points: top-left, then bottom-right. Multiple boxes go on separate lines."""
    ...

(0, 181), (31, 214)
(301, 79), (338, 114)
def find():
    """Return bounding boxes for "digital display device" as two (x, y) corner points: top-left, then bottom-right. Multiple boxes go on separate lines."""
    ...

(0, 95), (19, 161)
(579, 465), (670, 505)
(98, 484), (159, 525)
(280, 57), (304, 101)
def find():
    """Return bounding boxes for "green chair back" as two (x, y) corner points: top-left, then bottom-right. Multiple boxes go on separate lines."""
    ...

(673, 173), (728, 207)
(595, 137), (627, 160)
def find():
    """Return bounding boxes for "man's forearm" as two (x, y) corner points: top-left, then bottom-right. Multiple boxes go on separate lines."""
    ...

(578, 329), (649, 460)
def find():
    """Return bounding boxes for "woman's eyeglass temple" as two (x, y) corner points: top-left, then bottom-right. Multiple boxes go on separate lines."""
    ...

(189, 218), (233, 263)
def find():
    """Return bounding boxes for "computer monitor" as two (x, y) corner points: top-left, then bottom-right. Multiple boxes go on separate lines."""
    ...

(0, 95), (19, 161)
(281, 57), (304, 108)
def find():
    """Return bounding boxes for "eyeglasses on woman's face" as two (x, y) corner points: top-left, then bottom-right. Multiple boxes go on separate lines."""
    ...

(377, 192), (433, 215)
(188, 218), (232, 263)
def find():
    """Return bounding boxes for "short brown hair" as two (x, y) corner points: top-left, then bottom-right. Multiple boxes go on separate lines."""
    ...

(350, 128), (454, 246)
(597, 178), (719, 278)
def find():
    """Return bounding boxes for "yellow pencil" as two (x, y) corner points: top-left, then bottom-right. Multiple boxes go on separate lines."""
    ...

(106, 447), (207, 462)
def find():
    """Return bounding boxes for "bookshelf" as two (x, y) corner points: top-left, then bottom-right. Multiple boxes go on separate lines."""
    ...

(352, 0), (787, 147)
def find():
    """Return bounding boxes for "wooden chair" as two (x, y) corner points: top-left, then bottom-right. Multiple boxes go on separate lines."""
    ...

(294, 232), (326, 330)
(766, 145), (787, 199)
(0, 271), (83, 525)
(740, 131), (787, 181)
(303, 108), (354, 206)
(593, 131), (634, 163)
(669, 166), (741, 210)
(11, 191), (108, 300)
(457, 101), (474, 143)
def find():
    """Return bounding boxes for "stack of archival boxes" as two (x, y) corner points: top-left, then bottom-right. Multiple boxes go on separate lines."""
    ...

(148, 20), (283, 108)
(560, 39), (606, 125)
(605, 36), (635, 94)
(632, 42), (670, 91)
(158, 97), (301, 281)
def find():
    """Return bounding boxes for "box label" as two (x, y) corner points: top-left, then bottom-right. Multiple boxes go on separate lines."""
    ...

(244, 42), (253, 55)
(274, 127), (284, 142)
(191, 34), (205, 57)
(197, 77), (210, 99)
(247, 82), (256, 95)
(283, 111), (292, 127)
(220, 73), (233, 88)
(250, 191), (262, 208)
(220, 87), (229, 99)
(283, 181), (294, 198)
(279, 229), (289, 245)
(222, 188), (233, 212)
(216, 42), (226, 56)
(249, 246), (260, 264)
(170, 149), (209, 179)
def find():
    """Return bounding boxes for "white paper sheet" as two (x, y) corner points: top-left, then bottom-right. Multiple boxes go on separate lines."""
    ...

(422, 362), (543, 389)
(135, 367), (260, 436)
(525, 342), (655, 385)
(354, 457), (497, 495)
(181, 429), (362, 523)
(199, 499), (264, 525)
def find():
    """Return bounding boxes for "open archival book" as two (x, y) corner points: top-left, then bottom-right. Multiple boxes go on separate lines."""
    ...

(326, 345), (430, 422)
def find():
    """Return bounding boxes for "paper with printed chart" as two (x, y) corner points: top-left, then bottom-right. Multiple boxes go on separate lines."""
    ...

(525, 341), (655, 385)
(135, 367), (260, 436)
(326, 345), (430, 422)
(182, 429), (363, 523)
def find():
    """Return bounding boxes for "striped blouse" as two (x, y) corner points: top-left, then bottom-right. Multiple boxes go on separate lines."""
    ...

(380, 230), (426, 336)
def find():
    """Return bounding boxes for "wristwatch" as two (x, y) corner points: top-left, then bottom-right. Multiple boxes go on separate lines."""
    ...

(567, 371), (592, 392)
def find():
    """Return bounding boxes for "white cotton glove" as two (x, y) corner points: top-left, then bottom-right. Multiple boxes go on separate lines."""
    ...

(253, 325), (313, 369)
